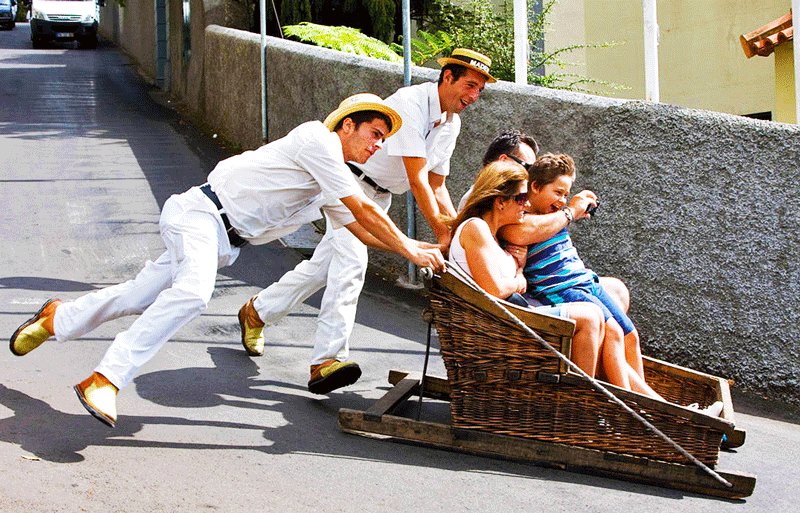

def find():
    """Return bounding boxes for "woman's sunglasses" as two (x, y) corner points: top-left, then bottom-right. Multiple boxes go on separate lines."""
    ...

(508, 192), (529, 205)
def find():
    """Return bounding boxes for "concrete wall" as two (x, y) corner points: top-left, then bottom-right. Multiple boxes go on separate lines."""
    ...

(198, 27), (800, 407)
(203, 26), (262, 149)
(98, 1), (156, 82)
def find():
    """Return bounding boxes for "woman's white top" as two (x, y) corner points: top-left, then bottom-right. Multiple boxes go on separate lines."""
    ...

(448, 217), (517, 279)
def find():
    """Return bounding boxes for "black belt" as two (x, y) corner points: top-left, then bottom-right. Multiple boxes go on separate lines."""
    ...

(200, 184), (248, 248)
(347, 163), (390, 194)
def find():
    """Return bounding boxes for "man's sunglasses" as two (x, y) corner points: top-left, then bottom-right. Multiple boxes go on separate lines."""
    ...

(506, 154), (533, 168)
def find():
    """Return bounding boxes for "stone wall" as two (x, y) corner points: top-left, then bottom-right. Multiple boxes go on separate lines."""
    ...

(98, 1), (156, 82)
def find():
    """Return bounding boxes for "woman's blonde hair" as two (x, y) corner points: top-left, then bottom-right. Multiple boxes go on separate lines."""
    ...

(445, 160), (528, 237)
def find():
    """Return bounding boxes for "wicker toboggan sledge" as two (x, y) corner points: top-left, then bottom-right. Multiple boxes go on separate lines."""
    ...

(338, 268), (756, 499)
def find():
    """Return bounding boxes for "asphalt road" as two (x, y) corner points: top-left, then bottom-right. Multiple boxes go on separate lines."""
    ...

(1, 23), (798, 512)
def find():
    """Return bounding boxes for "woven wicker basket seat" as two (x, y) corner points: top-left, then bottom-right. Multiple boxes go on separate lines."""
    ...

(428, 269), (742, 466)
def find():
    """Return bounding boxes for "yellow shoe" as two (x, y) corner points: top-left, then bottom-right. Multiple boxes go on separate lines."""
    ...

(74, 372), (118, 428)
(238, 296), (265, 356)
(9, 299), (61, 356)
(307, 359), (362, 395)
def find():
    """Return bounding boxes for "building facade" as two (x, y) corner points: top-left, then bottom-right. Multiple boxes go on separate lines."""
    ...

(545, 0), (790, 121)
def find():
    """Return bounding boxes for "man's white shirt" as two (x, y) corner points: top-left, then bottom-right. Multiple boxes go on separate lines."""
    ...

(207, 121), (362, 245)
(355, 81), (461, 194)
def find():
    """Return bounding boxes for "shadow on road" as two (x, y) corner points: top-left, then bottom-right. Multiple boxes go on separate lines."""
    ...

(0, 346), (731, 502)
(0, 277), (98, 292)
(0, 382), (271, 464)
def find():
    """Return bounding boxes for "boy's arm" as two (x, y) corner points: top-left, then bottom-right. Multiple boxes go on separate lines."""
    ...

(500, 190), (598, 245)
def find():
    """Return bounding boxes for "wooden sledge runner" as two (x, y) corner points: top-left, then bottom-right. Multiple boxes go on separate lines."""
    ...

(338, 270), (756, 499)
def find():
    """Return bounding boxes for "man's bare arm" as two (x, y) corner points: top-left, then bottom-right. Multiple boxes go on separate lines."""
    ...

(340, 194), (445, 270)
(346, 221), (445, 253)
(429, 172), (456, 219)
(403, 156), (452, 245)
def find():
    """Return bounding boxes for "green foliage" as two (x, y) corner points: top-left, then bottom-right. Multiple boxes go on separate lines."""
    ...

(418, 0), (624, 93)
(419, 0), (513, 78)
(391, 30), (454, 66)
(282, 22), (403, 63)
(275, 1), (396, 41)
(528, 40), (626, 92)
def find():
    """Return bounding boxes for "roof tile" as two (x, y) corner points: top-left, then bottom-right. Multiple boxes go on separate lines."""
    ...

(740, 10), (793, 58)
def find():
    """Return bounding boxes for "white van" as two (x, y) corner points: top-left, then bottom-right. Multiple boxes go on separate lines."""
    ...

(30, 0), (103, 49)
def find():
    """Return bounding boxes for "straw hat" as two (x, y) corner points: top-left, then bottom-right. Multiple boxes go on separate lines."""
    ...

(323, 93), (403, 138)
(437, 48), (497, 83)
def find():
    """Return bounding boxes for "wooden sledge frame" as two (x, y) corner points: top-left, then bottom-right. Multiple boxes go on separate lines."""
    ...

(338, 370), (756, 499)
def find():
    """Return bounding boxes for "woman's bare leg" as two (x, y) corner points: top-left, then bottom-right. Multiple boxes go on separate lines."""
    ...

(627, 366), (665, 400)
(601, 320), (631, 390)
(624, 328), (645, 378)
(564, 303), (604, 377)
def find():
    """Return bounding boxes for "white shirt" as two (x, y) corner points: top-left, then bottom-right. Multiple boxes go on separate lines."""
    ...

(207, 121), (363, 245)
(355, 81), (461, 194)
(448, 217), (517, 279)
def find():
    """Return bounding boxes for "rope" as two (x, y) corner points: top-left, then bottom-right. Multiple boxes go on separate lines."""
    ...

(424, 265), (732, 489)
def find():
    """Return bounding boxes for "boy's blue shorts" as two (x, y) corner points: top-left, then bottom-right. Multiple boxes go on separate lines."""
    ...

(532, 276), (635, 335)
(506, 292), (567, 318)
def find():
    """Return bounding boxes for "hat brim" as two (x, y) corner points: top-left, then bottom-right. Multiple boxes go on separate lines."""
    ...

(323, 103), (403, 138)
(437, 57), (498, 83)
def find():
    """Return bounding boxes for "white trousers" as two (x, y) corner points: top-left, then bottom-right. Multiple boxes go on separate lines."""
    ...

(53, 187), (238, 389)
(253, 182), (391, 365)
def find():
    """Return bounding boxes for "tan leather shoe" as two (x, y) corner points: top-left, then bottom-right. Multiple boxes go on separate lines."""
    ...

(238, 296), (265, 356)
(74, 372), (118, 427)
(307, 359), (362, 395)
(9, 299), (61, 356)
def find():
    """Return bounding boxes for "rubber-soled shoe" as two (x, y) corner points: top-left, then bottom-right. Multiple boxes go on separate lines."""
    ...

(74, 372), (118, 428)
(238, 296), (265, 356)
(307, 359), (362, 395)
(702, 400), (725, 417)
(688, 400), (724, 418)
(9, 298), (61, 356)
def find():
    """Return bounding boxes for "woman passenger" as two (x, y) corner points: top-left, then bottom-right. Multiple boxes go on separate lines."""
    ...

(444, 160), (615, 384)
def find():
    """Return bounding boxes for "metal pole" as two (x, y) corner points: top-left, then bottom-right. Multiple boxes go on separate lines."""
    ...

(403, 0), (418, 285)
(642, 0), (660, 102)
(260, 0), (268, 142)
(514, 0), (528, 84)
(792, 2), (799, 123)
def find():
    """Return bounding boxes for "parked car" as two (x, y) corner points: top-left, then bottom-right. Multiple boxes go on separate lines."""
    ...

(0, 0), (17, 30)
(30, 0), (104, 49)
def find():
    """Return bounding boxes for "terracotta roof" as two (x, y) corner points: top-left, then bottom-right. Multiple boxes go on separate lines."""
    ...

(740, 10), (793, 58)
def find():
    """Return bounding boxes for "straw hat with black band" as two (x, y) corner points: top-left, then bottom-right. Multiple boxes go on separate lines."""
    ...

(323, 93), (403, 138)
(437, 48), (497, 83)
